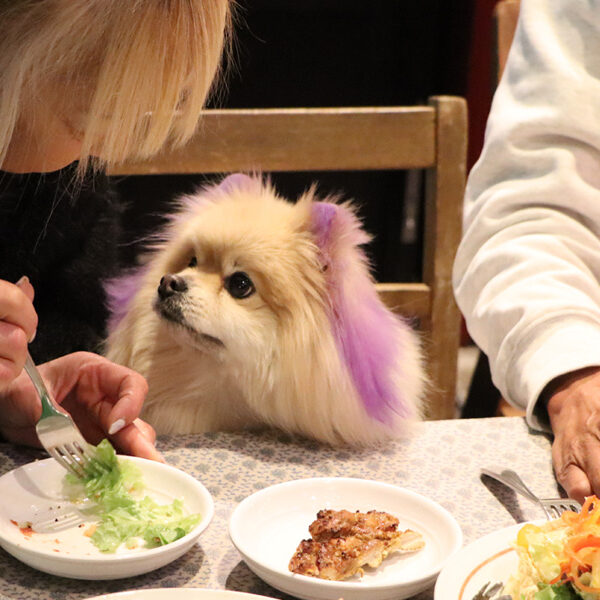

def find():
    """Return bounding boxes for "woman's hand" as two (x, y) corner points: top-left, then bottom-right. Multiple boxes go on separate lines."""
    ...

(0, 351), (163, 462)
(546, 367), (600, 503)
(0, 277), (37, 391)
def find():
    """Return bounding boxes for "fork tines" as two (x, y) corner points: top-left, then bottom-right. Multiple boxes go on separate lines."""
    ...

(52, 441), (109, 479)
(470, 581), (512, 600)
(49, 442), (93, 479)
(26, 350), (109, 480)
(542, 498), (582, 519)
(472, 582), (502, 600)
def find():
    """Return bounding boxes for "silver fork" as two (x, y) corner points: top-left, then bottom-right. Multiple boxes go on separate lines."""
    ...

(481, 468), (582, 519)
(25, 351), (100, 478)
(471, 581), (511, 600)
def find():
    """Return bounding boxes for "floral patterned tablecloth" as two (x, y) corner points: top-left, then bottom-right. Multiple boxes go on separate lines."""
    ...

(0, 416), (557, 600)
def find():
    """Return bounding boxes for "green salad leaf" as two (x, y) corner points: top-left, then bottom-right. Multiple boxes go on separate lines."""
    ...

(535, 583), (582, 600)
(64, 439), (201, 553)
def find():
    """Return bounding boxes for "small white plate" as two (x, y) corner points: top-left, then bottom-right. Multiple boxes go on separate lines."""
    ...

(0, 456), (214, 580)
(86, 589), (274, 600)
(434, 522), (524, 600)
(229, 477), (463, 600)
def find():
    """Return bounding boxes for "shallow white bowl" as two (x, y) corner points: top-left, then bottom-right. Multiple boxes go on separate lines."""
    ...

(229, 477), (463, 600)
(0, 456), (214, 580)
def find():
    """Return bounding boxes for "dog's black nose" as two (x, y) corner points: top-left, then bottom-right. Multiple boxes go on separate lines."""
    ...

(158, 274), (188, 299)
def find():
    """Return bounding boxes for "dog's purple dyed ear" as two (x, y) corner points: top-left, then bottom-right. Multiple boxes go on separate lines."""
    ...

(105, 266), (149, 334)
(309, 201), (415, 423)
(216, 173), (255, 195)
(310, 202), (338, 269)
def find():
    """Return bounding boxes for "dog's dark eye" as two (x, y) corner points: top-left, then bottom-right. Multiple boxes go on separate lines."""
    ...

(225, 271), (255, 299)
(188, 256), (197, 268)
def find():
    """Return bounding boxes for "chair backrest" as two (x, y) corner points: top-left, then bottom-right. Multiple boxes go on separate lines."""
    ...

(109, 95), (468, 420)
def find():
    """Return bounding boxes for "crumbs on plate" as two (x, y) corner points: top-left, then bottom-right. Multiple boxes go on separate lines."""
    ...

(10, 520), (34, 538)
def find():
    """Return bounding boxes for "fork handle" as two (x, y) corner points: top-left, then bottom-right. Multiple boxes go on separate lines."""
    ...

(481, 468), (542, 504)
(24, 352), (65, 418)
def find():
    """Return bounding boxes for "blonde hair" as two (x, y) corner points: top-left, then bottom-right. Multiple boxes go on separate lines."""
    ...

(0, 0), (232, 173)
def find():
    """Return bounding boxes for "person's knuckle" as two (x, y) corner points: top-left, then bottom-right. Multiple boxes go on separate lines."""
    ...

(553, 438), (582, 474)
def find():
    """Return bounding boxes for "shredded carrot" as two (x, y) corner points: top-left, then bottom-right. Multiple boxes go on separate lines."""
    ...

(573, 574), (600, 594)
(542, 496), (600, 593)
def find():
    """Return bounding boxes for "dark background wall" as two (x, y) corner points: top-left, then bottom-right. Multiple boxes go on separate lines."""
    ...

(113, 0), (476, 282)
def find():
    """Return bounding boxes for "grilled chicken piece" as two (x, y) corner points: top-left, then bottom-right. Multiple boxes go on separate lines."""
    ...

(309, 509), (401, 541)
(289, 509), (425, 581)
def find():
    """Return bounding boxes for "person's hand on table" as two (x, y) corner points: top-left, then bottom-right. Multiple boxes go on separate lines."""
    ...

(0, 351), (164, 462)
(546, 366), (600, 503)
(0, 277), (38, 391)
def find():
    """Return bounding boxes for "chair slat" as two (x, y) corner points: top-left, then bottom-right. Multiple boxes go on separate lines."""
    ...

(422, 96), (468, 419)
(376, 283), (430, 320)
(109, 107), (436, 175)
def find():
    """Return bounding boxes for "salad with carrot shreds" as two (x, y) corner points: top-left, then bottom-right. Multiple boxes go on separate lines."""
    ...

(503, 496), (600, 600)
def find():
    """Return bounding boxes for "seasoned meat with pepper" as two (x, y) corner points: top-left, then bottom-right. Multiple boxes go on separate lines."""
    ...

(289, 509), (425, 580)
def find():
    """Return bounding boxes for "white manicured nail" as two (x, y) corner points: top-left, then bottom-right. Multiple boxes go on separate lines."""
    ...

(108, 419), (126, 435)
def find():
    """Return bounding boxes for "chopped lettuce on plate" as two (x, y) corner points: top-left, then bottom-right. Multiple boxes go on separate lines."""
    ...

(64, 439), (201, 553)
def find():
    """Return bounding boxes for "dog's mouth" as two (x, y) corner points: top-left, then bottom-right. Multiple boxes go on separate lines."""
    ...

(153, 299), (224, 348)
(153, 296), (183, 323)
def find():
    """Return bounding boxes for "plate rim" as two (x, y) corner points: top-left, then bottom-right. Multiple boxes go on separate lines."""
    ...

(84, 588), (275, 600)
(229, 476), (463, 592)
(0, 455), (215, 564)
(433, 521), (532, 600)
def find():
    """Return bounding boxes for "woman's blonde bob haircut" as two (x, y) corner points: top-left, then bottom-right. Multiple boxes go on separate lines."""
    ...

(0, 0), (232, 173)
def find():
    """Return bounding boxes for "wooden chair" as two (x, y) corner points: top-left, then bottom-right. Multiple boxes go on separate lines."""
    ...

(109, 96), (468, 420)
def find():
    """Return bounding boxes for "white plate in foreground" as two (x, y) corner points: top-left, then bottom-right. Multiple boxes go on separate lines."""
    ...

(0, 456), (214, 580)
(86, 589), (274, 600)
(434, 522), (524, 600)
(229, 477), (463, 600)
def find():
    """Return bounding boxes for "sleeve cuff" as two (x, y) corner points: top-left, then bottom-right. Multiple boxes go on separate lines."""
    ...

(501, 317), (600, 431)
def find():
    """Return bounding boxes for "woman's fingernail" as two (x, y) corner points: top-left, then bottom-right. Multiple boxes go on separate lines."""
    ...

(108, 419), (126, 435)
(152, 448), (167, 463)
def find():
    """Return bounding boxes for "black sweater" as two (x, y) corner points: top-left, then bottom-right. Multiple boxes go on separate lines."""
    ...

(0, 164), (122, 363)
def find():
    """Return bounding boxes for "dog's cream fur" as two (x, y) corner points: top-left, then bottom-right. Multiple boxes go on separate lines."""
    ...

(105, 175), (425, 446)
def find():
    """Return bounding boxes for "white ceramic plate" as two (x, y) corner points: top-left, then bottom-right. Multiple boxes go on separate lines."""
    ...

(229, 477), (463, 600)
(86, 589), (274, 600)
(434, 522), (524, 600)
(0, 456), (214, 580)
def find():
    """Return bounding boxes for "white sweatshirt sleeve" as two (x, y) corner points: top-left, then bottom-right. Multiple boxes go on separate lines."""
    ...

(453, 0), (600, 429)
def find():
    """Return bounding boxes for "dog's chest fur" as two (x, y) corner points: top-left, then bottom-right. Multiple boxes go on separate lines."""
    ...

(118, 317), (261, 434)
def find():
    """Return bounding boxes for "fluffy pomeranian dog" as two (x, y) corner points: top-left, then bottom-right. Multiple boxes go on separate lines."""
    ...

(104, 174), (425, 446)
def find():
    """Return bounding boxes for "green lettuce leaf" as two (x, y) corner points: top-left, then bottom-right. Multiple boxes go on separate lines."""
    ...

(65, 439), (200, 553)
